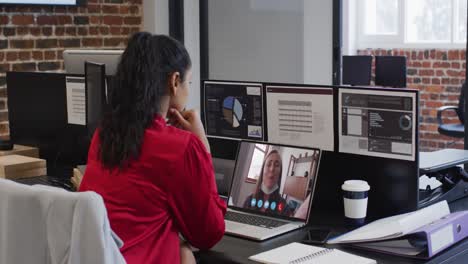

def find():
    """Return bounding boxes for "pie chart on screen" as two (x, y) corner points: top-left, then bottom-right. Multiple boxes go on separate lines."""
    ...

(222, 96), (243, 128)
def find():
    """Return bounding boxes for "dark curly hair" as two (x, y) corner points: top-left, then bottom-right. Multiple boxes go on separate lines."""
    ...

(99, 32), (192, 168)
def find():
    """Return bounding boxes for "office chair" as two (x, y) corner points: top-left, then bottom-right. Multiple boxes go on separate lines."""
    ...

(375, 56), (407, 88)
(0, 179), (125, 264)
(437, 82), (466, 138)
(342, 55), (372, 86)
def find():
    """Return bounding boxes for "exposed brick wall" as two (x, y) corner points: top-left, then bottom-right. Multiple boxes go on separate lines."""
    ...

(358, 48), (466, 151)
(0, 0), (143, 136)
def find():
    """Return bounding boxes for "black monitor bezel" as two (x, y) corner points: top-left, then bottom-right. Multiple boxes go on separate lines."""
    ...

(202, 79), (266, 142)
(84, 61), (106, 134)
(336, 85), (419, 160)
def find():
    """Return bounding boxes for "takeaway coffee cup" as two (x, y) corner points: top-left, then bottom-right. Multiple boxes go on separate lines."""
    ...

(342, 180), (370, 226)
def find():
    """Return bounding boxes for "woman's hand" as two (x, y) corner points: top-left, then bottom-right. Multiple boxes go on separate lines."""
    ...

(180, 241), (196, 264)
(168, 108), (211, 153)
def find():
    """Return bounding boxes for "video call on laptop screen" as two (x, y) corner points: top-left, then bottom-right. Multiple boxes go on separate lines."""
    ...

(229, 141), (321, 221)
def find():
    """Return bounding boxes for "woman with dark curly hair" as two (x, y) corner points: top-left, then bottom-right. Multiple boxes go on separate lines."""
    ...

(79, 32), (226, 264)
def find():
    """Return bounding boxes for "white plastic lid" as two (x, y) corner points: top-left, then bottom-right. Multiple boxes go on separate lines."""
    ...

(342, 180), (370, 192)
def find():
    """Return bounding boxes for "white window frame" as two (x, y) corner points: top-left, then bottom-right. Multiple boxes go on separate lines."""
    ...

(454, 0), (467, 43)
(356, 0), (466, 49)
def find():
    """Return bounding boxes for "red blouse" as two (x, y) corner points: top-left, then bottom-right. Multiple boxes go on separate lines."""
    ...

(79, 116), (226, 264)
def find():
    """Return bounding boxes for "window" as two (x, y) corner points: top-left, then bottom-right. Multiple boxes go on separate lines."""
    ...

(363, 0), (399, 35)
(406, 0), (452, 42)
(357, 0), (467, 48)
(456, 0), (468, 42)
(246, 144), (269, 183)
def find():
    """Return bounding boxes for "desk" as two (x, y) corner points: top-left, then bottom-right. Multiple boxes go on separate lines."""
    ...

(198, 198), (468, 263)
(420, 149), (468, 173)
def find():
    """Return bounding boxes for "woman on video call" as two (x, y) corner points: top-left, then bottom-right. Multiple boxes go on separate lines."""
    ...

(79, 32), (226, 264)
(243, 150), (292, 216)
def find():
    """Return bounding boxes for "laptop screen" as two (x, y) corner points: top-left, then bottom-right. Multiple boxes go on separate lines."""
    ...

(228, 141), (321, 221)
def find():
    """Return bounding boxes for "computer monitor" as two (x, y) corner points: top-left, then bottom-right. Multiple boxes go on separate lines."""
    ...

(85, 61), (106, 137)
(63, 49), (122, 75)
(338, 87), (417, 161)
(375, 56), (407, 88)
(342, 55), (372, 86)
(7, 72), (67, 145)
(202, 80), (265, 141)
(265, 84), (334, 151)
(7, 72), (88, 177)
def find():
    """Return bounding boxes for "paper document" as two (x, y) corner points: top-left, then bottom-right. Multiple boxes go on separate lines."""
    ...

(66, 76), (86, 125)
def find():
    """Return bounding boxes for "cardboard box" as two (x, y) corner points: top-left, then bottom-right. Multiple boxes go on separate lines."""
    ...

(0, 155), (46, 179)
(4, 167), (47, 180)
(0, 145), (39, 158)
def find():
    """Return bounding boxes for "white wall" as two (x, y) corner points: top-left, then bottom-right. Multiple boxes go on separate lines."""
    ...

(142, 0), (201, 110)
(208, 0), (304, 83)
(208, 0), (333, 85)
(342, 0), (357, 55)
(303, 0), (334, 85)
(142, 0), (169, 35)
(184, 0), (201, 110)
(143, 0), (335, 107)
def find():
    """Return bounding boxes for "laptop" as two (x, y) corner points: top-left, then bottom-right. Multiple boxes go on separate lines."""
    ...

(225, 141), (321, 241)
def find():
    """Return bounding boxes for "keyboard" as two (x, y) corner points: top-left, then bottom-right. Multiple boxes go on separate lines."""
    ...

(225, 211), (288, 229)
(14, 175), (75, 191)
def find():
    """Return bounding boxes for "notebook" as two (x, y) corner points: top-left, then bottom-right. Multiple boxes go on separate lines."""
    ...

(249, 242), (376, 264)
